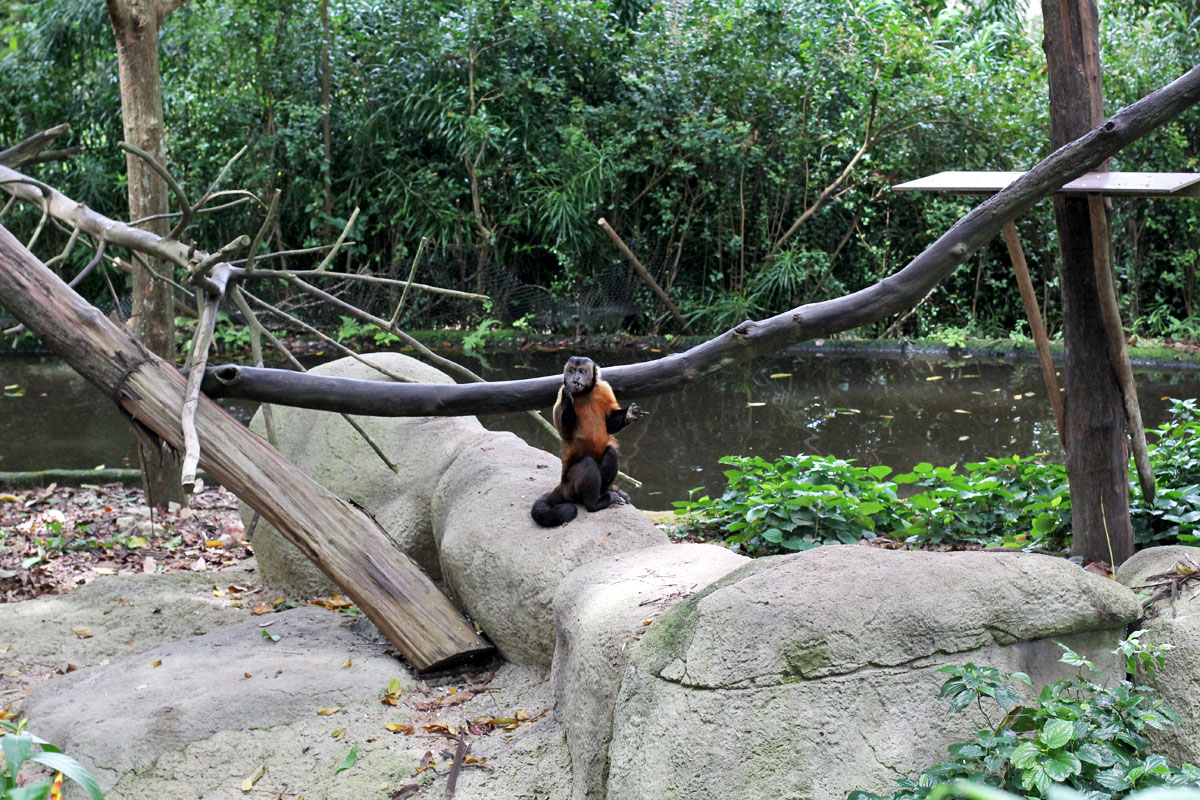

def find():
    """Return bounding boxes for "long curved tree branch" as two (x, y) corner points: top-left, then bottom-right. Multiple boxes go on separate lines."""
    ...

(202, 63), (1200, 415)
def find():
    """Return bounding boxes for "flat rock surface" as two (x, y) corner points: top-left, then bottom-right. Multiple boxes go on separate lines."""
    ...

(3, 566), (569, 800)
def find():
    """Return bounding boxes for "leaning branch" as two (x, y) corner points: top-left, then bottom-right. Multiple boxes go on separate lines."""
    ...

(203, 64), (1200, 415)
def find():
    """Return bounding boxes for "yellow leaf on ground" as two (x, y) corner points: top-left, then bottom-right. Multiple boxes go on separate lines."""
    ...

(241, 764), (266, 792)
(147, 659), (162, 668)
(342, 658), (352, 669)
(317, 706), (340, 716)
(72, 627), (92, 639)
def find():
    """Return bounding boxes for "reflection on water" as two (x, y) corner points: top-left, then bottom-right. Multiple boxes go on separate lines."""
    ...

(3, 349), (1199, 509)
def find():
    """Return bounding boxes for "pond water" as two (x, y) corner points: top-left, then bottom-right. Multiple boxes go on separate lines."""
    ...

(2, 348), (1199, 509)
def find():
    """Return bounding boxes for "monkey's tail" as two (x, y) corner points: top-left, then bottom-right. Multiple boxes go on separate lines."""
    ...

(531, 491), (577, 527)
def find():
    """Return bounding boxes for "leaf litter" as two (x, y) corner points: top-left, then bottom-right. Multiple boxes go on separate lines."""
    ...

(0, 483), (250, 602)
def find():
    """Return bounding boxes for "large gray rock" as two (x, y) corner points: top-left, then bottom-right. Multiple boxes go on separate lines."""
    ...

(244, 353), (491, 596)
(551, 543), (748, 800)
(1116, 545), (1200, 765)
(249, 353), (667, 664)
(606, 547), (1141, 800)
(19, 606), (414, 793)
(431, 429), (666, 665)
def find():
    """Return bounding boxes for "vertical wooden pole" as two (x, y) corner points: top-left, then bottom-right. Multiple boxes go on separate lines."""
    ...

(1001, 223), (1066, 448)
(1042, 0), (1134, 565)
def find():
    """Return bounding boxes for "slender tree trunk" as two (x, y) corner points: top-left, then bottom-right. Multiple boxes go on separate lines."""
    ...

(320, 0), (333, 232)
(107, 0), (186, 507)
(1042, 0), (1133, 565)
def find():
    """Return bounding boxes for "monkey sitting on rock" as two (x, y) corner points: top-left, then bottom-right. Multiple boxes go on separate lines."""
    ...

(530, 356), (645, 527)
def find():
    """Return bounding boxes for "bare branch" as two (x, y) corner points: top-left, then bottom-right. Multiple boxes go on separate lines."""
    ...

(389, 236), (428, 327)
(233, 267), (487, 301)
(119, 140), (191, 225)
(315, 206), (360, 271)
(178, 145), (248, 240)
(190, 234), (250, 289)
(244, 189), (281, 273)
(228, 242), (355, 266)
(230, 287), (400, 473)
(0, 124), (70, 169)
(240, 288), (415, 383)
(129, 194), (253, 227)
(768, 90), (878, 258)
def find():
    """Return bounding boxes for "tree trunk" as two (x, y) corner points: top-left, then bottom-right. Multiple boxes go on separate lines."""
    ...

(1042, 0), (1133, 565)
(107, 0), (185, 507)
(0, 224), (492, 672)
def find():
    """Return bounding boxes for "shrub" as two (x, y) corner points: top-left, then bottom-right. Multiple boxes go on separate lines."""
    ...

(849, 633), (1198, 800)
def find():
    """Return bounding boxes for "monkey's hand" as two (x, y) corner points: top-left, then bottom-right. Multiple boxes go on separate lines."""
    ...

(626, 403), (647, 423)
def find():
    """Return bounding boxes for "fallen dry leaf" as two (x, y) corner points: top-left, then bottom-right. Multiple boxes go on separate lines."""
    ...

(147, 659), (162, 668)
(317, 706), (341, 716)
(342, 658), (352, 669)
(385, 724), (414, 735)
(240, 763), (266, 792)
(72, 626), (92, 639)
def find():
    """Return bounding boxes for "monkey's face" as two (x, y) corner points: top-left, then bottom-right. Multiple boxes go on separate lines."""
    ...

(563, 357), (597, 394)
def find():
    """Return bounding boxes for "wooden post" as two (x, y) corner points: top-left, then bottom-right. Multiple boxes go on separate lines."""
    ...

(0, 224), (492, 672)
(1087, 196), (1155, 501)
(1001, 223), (1065, 448)
(1043, 0), (1134, 565)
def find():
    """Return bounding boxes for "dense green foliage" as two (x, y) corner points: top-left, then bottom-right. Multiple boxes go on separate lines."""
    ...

(673, 398), (1200, 556)
(1, 0), (1198, 336)
(850, 635), (1198, 800)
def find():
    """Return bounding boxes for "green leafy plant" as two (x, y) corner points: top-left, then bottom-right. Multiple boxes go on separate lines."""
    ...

(849, 634), (1195, 800)
(672, 453), (1070, 556)
(462, 318), (501, 356)
(1134, 399), (1200, 546)
(1, 716), (104, 800)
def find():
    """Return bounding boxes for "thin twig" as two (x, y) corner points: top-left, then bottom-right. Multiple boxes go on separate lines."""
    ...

(284, 274), (567, 447)
(232, 289), (399, 473)
(315, 207), (359, 271)
(119, 141), (191, 222)
(191, 235), (250, 284)
(129, 251), (192, 295)
(234, 267), (487, 301)
(68, 235), (106, 289)
(42, 220), (82, 269)
(228, 243), (357, 266)
(229, 286), (279, 447)
(389, 237), (428, 327)
(24, 190), (50, 252)
(244, 189), (281, 274)
(129, 195), (253, 227)
(240, 288), (414, 383)
(169, 145), (246, 240)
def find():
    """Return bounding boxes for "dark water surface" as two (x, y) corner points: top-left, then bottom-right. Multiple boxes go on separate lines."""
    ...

(3, 349), (1199, 508)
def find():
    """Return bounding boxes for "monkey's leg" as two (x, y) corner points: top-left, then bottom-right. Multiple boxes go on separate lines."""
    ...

(570, 457), (614, 513)
(599, 446), (629, 505)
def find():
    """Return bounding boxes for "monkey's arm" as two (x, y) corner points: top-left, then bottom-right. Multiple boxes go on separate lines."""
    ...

(605, 403), (646, 434)
(557, 388), (579, 438)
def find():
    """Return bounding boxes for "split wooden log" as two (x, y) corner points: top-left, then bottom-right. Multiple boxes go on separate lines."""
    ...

(0, 225), (492, 672)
